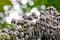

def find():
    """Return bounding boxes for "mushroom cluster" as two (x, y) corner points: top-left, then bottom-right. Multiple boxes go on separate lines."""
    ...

(0, 6), (60, 40)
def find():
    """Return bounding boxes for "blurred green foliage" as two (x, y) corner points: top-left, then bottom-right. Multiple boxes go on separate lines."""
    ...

(1, 22), (8, 28)
(0, 0), (11, 12)
(23, 0), (60, 13)
(30, 0), (60, 12)
(0, 0), (60, 12)
(47, 0), (60, 12)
